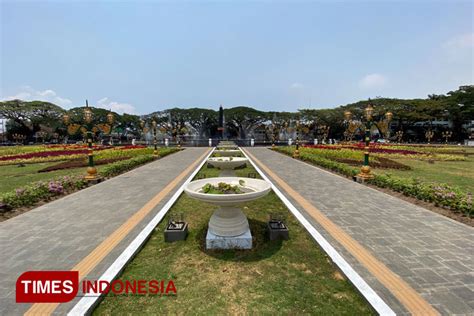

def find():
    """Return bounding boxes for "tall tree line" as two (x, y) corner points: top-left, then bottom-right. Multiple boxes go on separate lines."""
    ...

(1, 85), (473, 143)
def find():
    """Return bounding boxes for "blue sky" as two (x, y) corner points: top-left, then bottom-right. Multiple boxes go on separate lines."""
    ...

(1, 0), (472, 114)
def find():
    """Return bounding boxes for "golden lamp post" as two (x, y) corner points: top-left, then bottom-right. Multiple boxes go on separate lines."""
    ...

(442, 130), (452, 144)
(12, 133), (26, 145)
(425, 130), (434, 144)
(318, 124), (330, 143)
(293, 120), (301, 158)
(169, 123), (187, 148)
(63, 100), (114, 182)
(395, 130), (403, 144)
(140, 118), (160, 158)
(344, 102), (393, 180)
(270, 123), (278, 149)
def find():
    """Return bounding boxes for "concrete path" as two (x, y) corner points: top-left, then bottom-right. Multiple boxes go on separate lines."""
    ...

(0, 147), (209, 315)
(244, 147), (474, 316)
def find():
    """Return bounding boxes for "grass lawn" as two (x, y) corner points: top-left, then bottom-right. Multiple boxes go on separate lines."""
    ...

(94, 163), (373, 314)
(374, 158), (474, 193)
(0, 162), (88, 194)
(373, 148), (474, 193)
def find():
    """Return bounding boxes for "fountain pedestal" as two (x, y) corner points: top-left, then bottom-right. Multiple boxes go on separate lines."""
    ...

(206, 206), (252, 249)
(206, 229), (252, 249)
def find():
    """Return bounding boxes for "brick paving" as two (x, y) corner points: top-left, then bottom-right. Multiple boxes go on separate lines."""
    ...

(0, 148), (208, 315)
(246, 147), (474, 315)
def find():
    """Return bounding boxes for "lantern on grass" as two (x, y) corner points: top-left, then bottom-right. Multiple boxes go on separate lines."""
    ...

(267, 213), (289, 241)
(164, 212), (188, 242)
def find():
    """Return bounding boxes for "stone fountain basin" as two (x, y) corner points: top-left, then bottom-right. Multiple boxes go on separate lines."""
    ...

(217, 144), (238, 149)
(207, 157), (248, 169)
(184, 177), (271, 207)
(214, 149), (241, 157)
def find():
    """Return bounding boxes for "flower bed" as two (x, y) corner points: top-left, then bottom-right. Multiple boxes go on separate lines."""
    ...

(335, 157), (411, 170)
(0, 175), (87, 210)
(0, 145), (152, 165)
(274, 146), (473, 217)
(37, 157), (131, 173)
(0, 149), (92, 161)
(302, 144), (465, 161)
(304, 144), (421, 155)
(0, 147), (180, 213)
(0, 145), (80, 157)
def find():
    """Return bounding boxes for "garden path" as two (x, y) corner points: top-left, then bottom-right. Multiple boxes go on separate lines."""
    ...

(0, 147), (210, 315)
(244, 147), (474, 316)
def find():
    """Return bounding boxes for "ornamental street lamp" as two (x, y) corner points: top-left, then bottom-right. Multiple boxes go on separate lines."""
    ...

(140, 118), (160, 158)
(12, 133), (26, 145)
(52, 132), (60, 143)
(442, 130), (452, 144)
(425, 130), (434, 144)
(35, 131), (47, 144)
(139, 119), (148, 141)
(152, 120), (159, 155)
(176, 124), (182, 148)
(318, 124), (330, 143)
(168, 123), (187, 148)
(344, 111), (360, 142)
(271, 123), (277, 148)
(63, 100), (114, 182)
(344, 101), (393, 180)
(395, 130), (403, 144)
(293, 121), (301, 158)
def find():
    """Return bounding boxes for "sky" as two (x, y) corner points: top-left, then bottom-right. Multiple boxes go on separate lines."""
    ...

(1, 0), (473, 115)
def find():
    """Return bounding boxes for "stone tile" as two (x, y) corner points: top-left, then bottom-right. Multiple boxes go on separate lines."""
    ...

(0, 148), (209, 314)
(247, 147), (474, 315)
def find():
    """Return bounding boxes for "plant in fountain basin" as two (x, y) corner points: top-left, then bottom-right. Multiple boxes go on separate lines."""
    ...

(202, 180), (245, 194)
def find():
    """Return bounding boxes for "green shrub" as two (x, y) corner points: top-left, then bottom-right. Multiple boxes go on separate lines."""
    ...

(370, 174), (473, 217)
(98, 147), (178, 178)
(1, 175), (87, 209)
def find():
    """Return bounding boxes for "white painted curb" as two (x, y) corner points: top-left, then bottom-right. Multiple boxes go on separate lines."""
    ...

(68, 148), (214, 316)
(241, 148), (396, 316)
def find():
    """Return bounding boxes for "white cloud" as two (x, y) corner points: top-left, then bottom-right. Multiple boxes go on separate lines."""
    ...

(444, 33), (474, 50)
(443, 33), (474, 62)
(359, 73), (387, 89)
(2, 86), (73, 107)
(96, 97), (136, 114)
(290, 82), (304, 89)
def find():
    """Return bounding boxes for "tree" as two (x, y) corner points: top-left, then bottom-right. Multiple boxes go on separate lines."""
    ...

(224, 107), (267, 139)
(0, 100), (65, 140)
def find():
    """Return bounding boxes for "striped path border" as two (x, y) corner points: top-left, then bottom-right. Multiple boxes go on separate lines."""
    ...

(21, 148), (213, 315)
(243, 147), (441, 316)
(240, 148), (396, 316)
(66, 148), (214, 315)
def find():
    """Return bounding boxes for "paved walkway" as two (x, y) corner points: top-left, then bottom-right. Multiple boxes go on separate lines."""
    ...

(0, 147), (209, 315)
(244, 147), (474, 316)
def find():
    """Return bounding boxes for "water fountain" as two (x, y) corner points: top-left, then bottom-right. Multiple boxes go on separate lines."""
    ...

(184, 177), (271, 249)
(215, 141), (240, 156)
